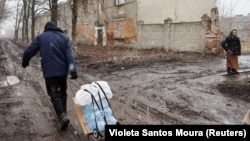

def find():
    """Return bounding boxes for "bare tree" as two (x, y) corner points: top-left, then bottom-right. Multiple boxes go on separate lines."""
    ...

(14, 0), (46, 42)
(217, 0), (235, 38)
(13, 0), (62, 42)
(0, 0), (10, 23)
(32, 0), (53, 41)
(0, 0), (6, 21)
(31, 0), (36, 41)
(22, 0), (26, 42)
(70, 0), (78, 57)
(14, 0), (23, 41)
(20, 0), (32, 43)
(50, 0), (58, 24)
(71, 0), (78, 43)
(26, 0), (31, 43)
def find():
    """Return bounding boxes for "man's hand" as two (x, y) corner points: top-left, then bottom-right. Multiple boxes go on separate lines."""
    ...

(70, 73), (78, 79)
(22, 61), (29, 68)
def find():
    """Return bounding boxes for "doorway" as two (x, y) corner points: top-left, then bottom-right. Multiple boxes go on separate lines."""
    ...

(95, 26), (106, 46)
(97, 29), (103, 46)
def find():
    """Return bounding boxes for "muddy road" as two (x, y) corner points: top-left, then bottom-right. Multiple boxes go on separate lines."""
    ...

(0, 39), (249, 141)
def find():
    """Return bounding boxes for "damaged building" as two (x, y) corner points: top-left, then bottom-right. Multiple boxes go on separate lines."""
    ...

(35, 0), (220, 54)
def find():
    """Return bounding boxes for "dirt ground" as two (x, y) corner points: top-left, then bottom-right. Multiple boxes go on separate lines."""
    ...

(0, 39), (250, 141)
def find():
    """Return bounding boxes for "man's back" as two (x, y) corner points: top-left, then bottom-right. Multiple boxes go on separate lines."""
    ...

(22, 23), (77, 79)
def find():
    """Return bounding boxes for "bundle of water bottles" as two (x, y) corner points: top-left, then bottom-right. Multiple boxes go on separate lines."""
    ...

(74, 81), (118, 134)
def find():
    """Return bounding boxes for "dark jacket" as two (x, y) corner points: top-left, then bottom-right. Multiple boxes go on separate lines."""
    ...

(221, 32), (241, 56)
(22, 24), (77, 79)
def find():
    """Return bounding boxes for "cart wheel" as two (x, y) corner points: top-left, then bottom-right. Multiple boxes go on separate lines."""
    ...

(93, 129), (99, 138)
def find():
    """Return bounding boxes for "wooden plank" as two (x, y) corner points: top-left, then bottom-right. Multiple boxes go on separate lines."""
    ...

(242, 109), (250, 125)
(72, 97), (92, 135)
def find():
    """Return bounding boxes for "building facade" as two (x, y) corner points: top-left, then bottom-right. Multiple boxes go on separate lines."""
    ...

(231, 14), (250, 54)
(35, 0), (220, 54)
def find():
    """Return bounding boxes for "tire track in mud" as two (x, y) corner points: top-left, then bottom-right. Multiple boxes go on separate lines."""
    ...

(89, 58), (249, 125)
(130, 99), (184, 124)
(80, 61), (208, 125)
(75, 49), (227, 124)
(0, 41), (37, 140)
(0, 102), (38, 140)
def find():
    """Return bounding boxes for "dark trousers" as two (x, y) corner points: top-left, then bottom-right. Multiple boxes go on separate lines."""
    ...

(45, 75), (67, 118)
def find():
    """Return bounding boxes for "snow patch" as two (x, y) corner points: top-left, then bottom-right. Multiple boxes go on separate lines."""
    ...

(7, 76), (20, 86)
(0, 76), (20, 88)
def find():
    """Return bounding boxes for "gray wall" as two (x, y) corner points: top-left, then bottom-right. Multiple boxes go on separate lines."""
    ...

(137, 0), (217, 24)
(138, 22), (206, 53)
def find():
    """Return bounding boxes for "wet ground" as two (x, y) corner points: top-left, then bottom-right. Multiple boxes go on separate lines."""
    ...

(0, 39), (250, 141)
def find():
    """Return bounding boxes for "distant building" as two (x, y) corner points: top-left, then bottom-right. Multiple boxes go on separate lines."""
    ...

(231, 14), (250, 42)
(222, 14), (250, 54)
(35, 0), (220, 54)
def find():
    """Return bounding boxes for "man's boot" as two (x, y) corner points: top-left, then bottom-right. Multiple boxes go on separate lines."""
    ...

(60, 113), (70, 130)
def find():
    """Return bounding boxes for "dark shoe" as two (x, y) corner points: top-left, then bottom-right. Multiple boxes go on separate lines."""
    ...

(227, 68), (233, 74)
(60, 113), (70, 130)
(232, 69), (239, 74)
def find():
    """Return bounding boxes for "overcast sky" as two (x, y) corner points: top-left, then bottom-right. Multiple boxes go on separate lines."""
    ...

(1, 0), (250, 37)
(217, 0), (250, 16)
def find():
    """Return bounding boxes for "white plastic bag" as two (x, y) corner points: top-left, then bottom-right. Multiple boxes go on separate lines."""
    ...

(75, 81), (113, 106)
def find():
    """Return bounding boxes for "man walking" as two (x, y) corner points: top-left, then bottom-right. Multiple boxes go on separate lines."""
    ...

(22, 21), (78, 130)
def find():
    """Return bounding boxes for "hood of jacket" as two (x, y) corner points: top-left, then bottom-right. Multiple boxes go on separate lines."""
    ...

(44, 21), (64, 33)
